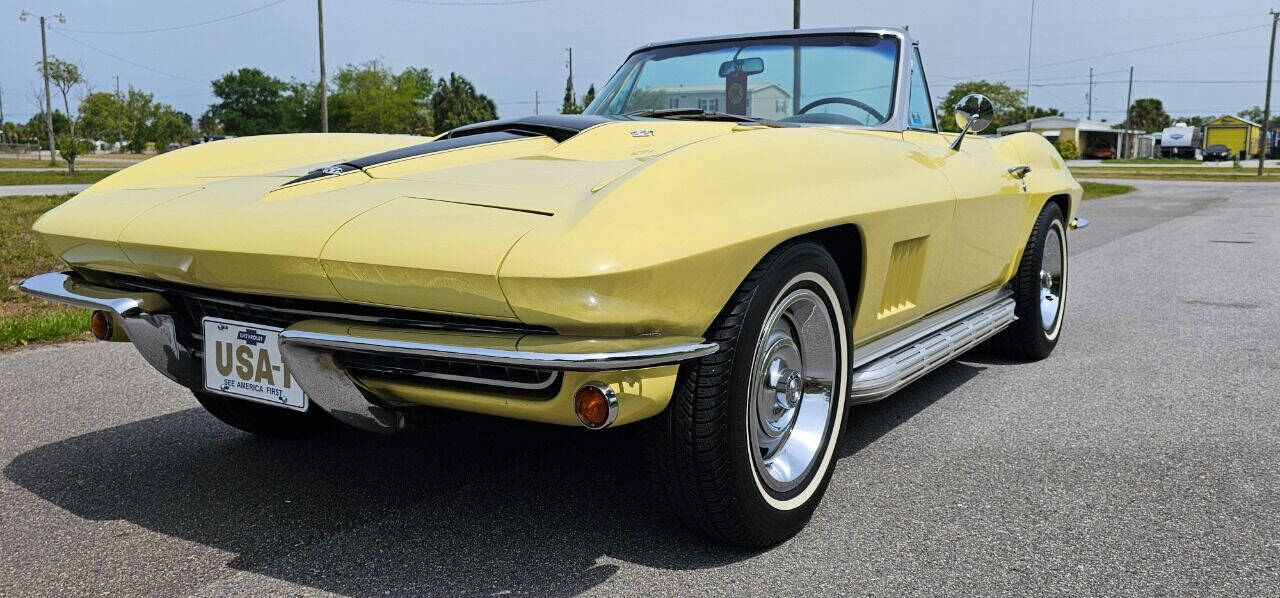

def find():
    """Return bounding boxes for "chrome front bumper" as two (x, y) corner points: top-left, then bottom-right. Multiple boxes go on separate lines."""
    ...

(20, 272), (716, 432)
(19, 272), (202, 389)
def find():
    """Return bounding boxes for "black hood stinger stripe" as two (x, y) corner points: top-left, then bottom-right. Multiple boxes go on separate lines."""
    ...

(279, 115), (618, 188)
(440, 114), (616, 143)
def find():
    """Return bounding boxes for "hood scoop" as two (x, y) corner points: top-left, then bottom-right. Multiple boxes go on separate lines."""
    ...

(280, 115), (617, 188)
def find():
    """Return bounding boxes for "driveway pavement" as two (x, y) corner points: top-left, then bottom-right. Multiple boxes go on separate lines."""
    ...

(1, 180), (1278, 596)
(0, 184), (90, 197)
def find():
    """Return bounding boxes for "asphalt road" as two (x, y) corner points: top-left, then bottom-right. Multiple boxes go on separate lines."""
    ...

(0, 184), (90, 197)
(1, 179), (1278, 597)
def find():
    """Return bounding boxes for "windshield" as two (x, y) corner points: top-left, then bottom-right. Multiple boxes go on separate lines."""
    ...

(586, 33), (899, 126)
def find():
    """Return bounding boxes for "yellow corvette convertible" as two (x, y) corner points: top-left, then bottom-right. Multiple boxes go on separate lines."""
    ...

(22, 27), (1082, 546)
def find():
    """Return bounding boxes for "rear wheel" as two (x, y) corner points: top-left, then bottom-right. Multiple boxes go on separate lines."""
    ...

(644, 242), (851, 547)
(193, 391), (334, 438)
(993, 201), (1068, 360)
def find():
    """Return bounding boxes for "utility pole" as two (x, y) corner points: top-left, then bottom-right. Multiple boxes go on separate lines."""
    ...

(1024, 0), (1036, 131)
(0, 82), (5, 143)
(317, 0), (328, 133)
(20, 10), (64, 164)
(793, 0), (801, 115)
(534, 90), (539, 115)
(1122, 66), (1134, 159)
(113, 75), (120, 98)
(566, 47), (574, 105)
(1259, 10), (1278, 176)
(1087, 67), (1093, 120)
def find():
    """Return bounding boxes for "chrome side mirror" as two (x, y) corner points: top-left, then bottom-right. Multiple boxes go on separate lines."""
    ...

(951, 93), (995, 151)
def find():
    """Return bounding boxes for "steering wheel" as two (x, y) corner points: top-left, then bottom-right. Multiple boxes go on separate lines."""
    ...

(796, 97), (886, 124)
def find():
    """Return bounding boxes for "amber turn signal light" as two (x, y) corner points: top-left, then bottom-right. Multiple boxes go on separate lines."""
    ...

(90, 310), (113, 341)
(574, 383), (618, 429)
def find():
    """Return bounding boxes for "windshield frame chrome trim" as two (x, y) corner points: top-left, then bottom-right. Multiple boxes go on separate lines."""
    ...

(615, 26), (915, 133)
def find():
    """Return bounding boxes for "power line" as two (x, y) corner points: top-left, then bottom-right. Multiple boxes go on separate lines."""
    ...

(909, 12), (1262, 30)
(49, 29), (206, 85)
(1033, 79), (1267, 87)
(936, 23), (1269, 81)
(53, 0), (290, 35)
(1088, 108), (1246, 113)
(386, 0), (550, 5)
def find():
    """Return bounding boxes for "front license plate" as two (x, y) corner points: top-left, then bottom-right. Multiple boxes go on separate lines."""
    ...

(202, 317), (308, 411)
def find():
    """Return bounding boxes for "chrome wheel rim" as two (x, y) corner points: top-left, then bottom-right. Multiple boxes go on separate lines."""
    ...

(748, 288), (837, 494)
(1039, 223), (1066, 334)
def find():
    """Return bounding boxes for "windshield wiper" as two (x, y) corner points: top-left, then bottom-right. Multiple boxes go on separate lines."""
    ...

(625, 108), (789, 127)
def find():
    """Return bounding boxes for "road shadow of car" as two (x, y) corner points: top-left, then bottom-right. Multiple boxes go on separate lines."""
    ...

(4, 360), (984, 596)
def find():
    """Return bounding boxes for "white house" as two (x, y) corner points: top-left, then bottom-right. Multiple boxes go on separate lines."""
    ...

(996, 116), (1150, 158)
(641, 83), (793, 119)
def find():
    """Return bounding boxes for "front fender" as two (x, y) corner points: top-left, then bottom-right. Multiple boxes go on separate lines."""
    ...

(497, 127), (957, 337)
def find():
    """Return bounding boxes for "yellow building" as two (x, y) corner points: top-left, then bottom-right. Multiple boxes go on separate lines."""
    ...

(1203, 116), (1261, 159)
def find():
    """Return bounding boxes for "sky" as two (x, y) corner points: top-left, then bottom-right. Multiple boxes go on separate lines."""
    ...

(1, 0), (1277, 126)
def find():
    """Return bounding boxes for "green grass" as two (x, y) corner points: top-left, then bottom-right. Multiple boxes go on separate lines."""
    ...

(0, 309), (89, 348)
(1075, 165), (1280, 174)
(0, 158), (137, 169)
(1072, 164), (1280, 182)
(0, 158), (64, 168)
(0, 170), (117, 186)
(1080, 181), (1135, 200)
(1107, 158), (1202, 165)
(1073, 171), (1280, 182)
(1, 194), (88, 349)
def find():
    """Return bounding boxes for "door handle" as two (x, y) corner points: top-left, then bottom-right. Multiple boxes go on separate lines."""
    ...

(1008, 165), (1032, 179)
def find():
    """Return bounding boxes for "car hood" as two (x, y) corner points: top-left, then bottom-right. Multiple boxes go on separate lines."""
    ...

(34, 117), (743, 319)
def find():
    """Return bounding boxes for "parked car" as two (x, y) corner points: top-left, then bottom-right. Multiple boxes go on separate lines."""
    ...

(1204, 144), (1231, 161)
(1089, 147), (1117, 159)
(21, 26), (1084, 547)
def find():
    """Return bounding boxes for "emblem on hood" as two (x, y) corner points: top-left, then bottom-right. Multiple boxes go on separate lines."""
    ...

(630, 129), (656, 137)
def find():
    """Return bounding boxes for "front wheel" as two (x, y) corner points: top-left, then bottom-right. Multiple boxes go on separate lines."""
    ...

(644, 242), (851, 547)
(992, 201), (1068, 360)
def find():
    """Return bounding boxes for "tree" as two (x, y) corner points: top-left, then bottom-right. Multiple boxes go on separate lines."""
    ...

(1235, 107), (1280, 128)
(43, 57), (83, 135)
(81, 88), (191, 151)
(208, 68), (287, 136)
(55, 132), (91, 173)
(397, 67), (436, 134)
(78, 91), (127, 144)
(149, 105), (194, 149)
(279, 80), (322, 133)
(1, 122), (24, 145)
(1027, 105), (1062, 119)
(25, 111), (69, 149)
(621, 88), (667, 112)
(197, 110), (223, 137)
(1125, 98), (1171, 132)
(1174, 115), (1216, 128)
(559, 83), (597, 115)
(1054, 139), (1079, 160)
(328, 61), (434, 134)
(936, 80), (1030, 132)
(121, 88), (156, 152)
(430, 72), (496, 133)
(562, 70), (577, 114)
